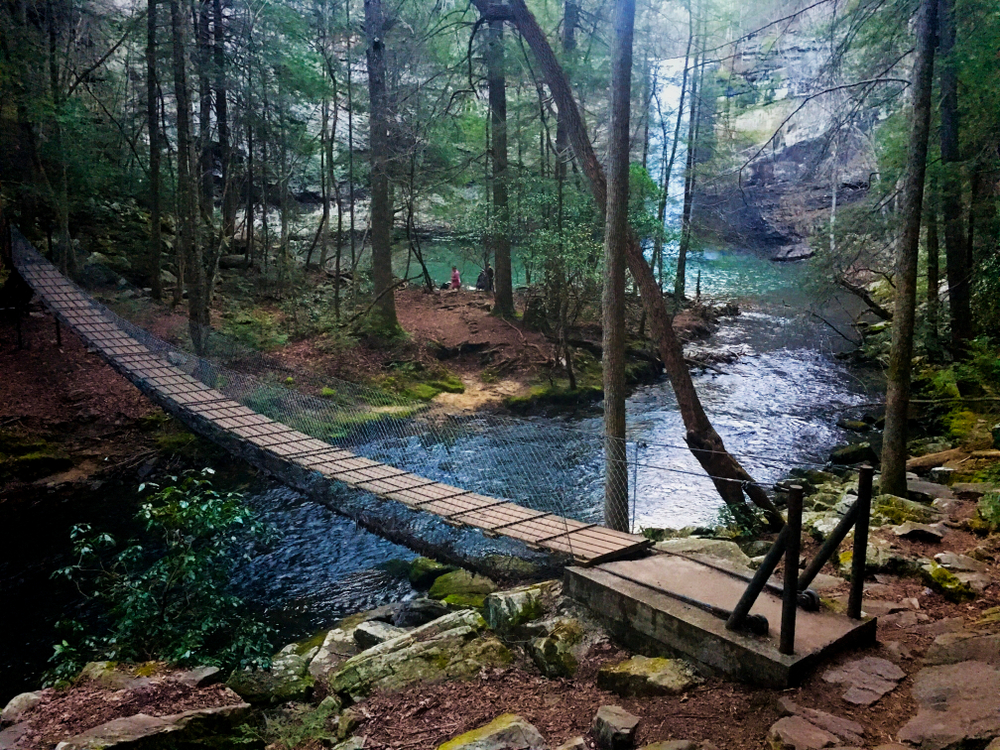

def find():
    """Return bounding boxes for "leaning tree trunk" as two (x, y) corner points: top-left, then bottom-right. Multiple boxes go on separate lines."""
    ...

(881, 0), (937, 498)
(937, 0), (970, 355)
(363, 0), (399, 333)
(603, 0), (635, 532)
(486, 18), (515, 318)
(505, 0), (783, 525)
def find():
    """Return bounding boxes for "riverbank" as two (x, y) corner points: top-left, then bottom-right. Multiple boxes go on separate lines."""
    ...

(3, 480), (999, 750)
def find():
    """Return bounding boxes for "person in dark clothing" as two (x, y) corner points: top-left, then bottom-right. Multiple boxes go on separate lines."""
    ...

(486, 262), (495, 291)
(475, 268), (490, 290)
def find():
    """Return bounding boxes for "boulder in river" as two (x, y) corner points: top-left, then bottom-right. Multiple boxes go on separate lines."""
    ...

(429, 569), (497, 608)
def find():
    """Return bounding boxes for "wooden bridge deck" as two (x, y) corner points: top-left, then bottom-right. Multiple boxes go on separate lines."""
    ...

(15, 251), (651, 566)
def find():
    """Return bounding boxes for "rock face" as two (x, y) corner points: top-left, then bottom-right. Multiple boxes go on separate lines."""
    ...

(329, 610), (511, 699)
(437, 714), (547, 750)
(483, 582), (555, 636)
(227, 646), (315, 704)
(354, 620), (407, 649)
(429, 570), (498, 608)
(593, 706), (640, 750)
(1, 692), (42, 726)
(597, 657), (701, 697)
(53, 702), (250, 750)
(898, 660), (1000, 750)
(308, 628), (359, 679)
(654, 538), (752, 572)
(821, 657), (905, 706)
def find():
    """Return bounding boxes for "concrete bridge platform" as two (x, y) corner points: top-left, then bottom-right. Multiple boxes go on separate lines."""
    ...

(566, 553), (876, 687)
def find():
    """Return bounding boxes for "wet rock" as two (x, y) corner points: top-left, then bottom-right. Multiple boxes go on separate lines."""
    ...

(354, 620), (407, 649)
(593, 705), (640, 750)
(829, 443), (876, 465)
(308, 628), (359, 679)
(654, 538), (752, 572)
(892, 522), (944, 543)
(597, 656), (701, 697)
(898, 660), (1000, 750)
(227, 646), (314, 704)
(742, 540), (774, 557)
(777, 698), (865, 745)
(528, 618), (583, 678)
(837, 419), (869, 433)
(483, 582), (556, 636)
(1, 692), (42, 726)
(768, 716), (839, 750)
(821, 657), (905, 706)
(410, 557), (457, 589)
(54, 702), (250, 750)
(328, 610), (511, 699)
(429, 570), (498, 608)
(920, 562), (976, 603)
(436, 714), (547, 750)
(393, 598), (452, 627)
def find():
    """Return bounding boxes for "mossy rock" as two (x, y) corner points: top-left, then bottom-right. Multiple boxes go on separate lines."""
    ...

(437, 714), (546, 750)
(872, 494), (940, 525)
(408, 557), (457, 589)
(921, 561), (976, 603)
(480, 554), (543, 581)
(442, 593), (487, 608)
(428, 569), (496, 602)
(504, 385), (603, 413)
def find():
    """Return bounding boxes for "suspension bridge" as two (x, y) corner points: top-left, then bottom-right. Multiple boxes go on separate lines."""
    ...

(5, 226), (877, 686)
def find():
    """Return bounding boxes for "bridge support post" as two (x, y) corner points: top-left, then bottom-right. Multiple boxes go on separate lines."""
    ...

(848, 465), (874, 619)
(780, 484), (803, 655)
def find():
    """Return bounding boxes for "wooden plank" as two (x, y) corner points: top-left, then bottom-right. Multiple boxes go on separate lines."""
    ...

(312, 456), (384, 476)
(354, 473), (438, 495)
(409, 492), (497, 518)
(294, 448), (357, 467)
(214, 414), (273, 429)
(241, 426), (306, 445)
(453, 503), (548, 532)
(332, 464), (410, 485)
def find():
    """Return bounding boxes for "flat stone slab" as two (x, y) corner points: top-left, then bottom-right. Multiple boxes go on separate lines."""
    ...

(822, 657), (905, 705)
(778, 698), (865, 746)
(437, 713), (546, 750)
(769, 716), (840, 750)
(565, 555), (876, 688)
(597, 656), (701, 696)
(907, 480), (955, 503)
(898, 661), (1000, 750)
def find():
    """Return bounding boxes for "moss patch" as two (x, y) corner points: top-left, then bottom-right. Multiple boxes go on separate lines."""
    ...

(921, 561), (976, 603)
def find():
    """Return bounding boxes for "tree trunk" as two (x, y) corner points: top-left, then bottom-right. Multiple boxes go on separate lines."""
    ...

(937, 0), (970, 354)
(925, 184), (940, 354)
(603, 0), (635, 532)
(170, 0), (205, 352)
(882, 0), (937, 497)
(364, 0), (399, 332)
(214, 0), (234, 241)
(147, 0), (162, 299)
(506, 0), (783, 524)
(196, 0), (214, 224)
(487, 19), (514, 318)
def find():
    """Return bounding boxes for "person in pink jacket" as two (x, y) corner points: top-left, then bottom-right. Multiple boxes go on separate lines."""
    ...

(450, 266), (461, 290)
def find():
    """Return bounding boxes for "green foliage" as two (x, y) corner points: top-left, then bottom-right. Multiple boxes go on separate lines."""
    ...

(979, 492), (1000, 531)
(713, 502), (767, 538)
(222, 309), (289, 351)
(47, 471), (274, 684)
(239, 699), (341, 749)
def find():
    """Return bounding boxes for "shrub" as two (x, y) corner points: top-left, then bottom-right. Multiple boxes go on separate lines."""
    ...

(47, 470), (274, 684)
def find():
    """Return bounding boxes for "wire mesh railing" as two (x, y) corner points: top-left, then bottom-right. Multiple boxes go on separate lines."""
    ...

(11, 227), (855, 538)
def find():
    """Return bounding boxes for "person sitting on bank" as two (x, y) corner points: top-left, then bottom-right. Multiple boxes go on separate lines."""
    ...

(475, 267), (490, 290)
(450, 265), (461, 290)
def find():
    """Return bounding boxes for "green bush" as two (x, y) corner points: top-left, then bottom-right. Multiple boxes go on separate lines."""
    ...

(980, 492), (1000, 531)
(47, 470), (274, 684)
